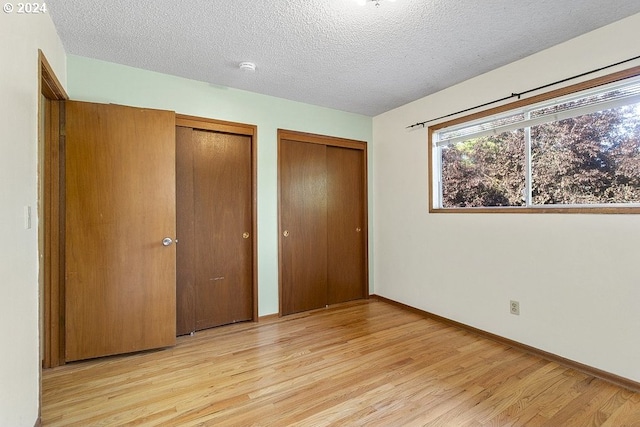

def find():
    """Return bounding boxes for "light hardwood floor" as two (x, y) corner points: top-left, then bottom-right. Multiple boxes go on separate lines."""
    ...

(42, 300), (640, 426)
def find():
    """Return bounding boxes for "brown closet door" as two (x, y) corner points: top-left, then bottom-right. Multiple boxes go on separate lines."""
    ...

(65, 101), (176, 361)
(176, 127), (196, 335)
(176, 128), (253, 333)
(327, 146), (366, 304)
(279, 139), (328, 315)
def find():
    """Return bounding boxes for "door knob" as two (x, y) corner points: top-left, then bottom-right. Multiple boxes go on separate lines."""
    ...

(356, 227), (362, 232)
(162, 237), (173, 246)
(243, 232), (250, 239)
(283, 230), (289, 237)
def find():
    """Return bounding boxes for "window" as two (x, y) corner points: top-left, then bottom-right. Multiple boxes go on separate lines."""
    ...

(430, 68), (640, 213)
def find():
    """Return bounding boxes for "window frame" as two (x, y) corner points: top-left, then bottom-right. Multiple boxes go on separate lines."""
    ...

(428, 65), (640, 214)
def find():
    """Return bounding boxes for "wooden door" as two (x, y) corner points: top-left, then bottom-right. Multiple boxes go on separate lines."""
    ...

(176, 127), (196, 335)
(279, 139), (328, 315)
(279, 131), (368, 316)
(65, 101), (176, 361)
(327, 146), (367, 304)
(176, 127), (253, 334)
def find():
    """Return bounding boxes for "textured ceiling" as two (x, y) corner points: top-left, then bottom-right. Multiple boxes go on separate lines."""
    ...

(48, 0), (640, 116)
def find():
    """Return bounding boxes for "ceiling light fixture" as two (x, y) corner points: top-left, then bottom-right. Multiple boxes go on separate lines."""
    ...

(239, 61), (256, 72)
(353, 0), (396, 6)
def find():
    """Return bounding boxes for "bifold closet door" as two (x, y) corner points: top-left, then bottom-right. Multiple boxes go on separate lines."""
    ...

(176, 127), (253, 334)
(65, 101), (176, 361)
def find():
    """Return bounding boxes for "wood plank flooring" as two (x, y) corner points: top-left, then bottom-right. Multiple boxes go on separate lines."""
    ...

(42, 300), (640, 426)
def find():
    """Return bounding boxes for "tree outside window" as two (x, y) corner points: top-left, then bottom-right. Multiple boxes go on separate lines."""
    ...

(433, 72), (640, 211)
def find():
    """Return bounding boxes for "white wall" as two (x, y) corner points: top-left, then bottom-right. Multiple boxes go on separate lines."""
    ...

(373, 13), (640, 382)
(67, 56), (373, 317)
(0, 11), (66, 427)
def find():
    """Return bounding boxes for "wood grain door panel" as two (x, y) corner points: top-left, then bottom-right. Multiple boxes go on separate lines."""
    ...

(280, 139), (328, 315)
(65, 101), (176, 361)
(177, 127), (253, 333)
(278, 130), (368, 316)
(193, 130), (253, 329)
(176, 127), (196, 336)
(327, 146), (366, 304)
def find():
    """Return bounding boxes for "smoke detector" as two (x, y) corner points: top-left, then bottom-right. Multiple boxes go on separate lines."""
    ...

(239, 62), (256, 72)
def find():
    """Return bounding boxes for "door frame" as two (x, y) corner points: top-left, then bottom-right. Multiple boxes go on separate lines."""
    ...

(176, 114), (259, 322)
(277, 129), (369, 316)
(40, 50), (68, 369)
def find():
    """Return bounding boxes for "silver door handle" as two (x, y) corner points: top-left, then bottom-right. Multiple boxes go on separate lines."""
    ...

(162, 237), (173, 246)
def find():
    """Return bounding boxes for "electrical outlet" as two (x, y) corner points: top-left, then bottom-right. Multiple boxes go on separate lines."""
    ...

(510, 300), (520, 315)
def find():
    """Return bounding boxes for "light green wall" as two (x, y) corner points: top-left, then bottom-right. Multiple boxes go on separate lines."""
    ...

(67, 55), (373, 316)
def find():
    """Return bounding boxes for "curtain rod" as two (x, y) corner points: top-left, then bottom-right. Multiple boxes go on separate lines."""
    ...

(406, 54), (640, 130)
